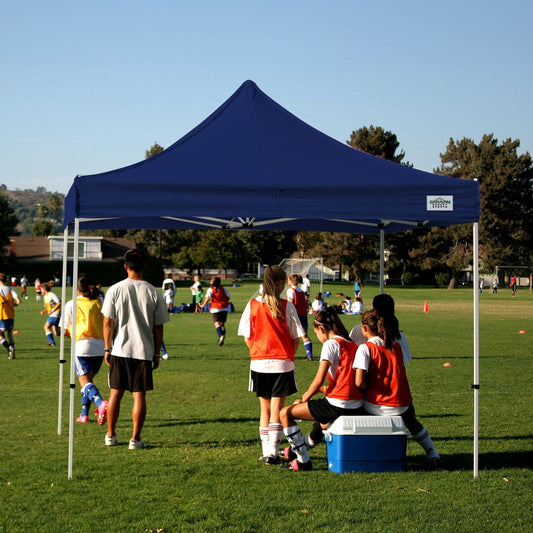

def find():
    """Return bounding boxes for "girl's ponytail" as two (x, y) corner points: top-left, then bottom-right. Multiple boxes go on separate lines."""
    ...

(313, 306), (351, 339)
(261, 266), (286, 321)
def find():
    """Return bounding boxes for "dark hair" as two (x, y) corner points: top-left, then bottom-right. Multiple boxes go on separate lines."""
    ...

(362, 309), (399, 348)
(0, 273), (7, 283)
(41, 282), (51, 292)
(77, 275), (100, 300)
(372, 293), (395, 316)
(124, 249), (146, 272)
(313, 306), (351, 339)
(211, 277), (221, 289)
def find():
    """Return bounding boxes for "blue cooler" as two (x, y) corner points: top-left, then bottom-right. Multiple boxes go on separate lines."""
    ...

(324, 416), (408, 473)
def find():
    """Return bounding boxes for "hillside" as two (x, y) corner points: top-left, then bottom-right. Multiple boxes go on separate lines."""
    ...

(2, 186), (65, 236)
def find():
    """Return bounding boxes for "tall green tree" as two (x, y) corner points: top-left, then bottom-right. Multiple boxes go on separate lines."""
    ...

(47, 193), (63, 221)
(347, 125), (407, 164)
(0, 192), (18, 256)
(437, 134), (533, 270)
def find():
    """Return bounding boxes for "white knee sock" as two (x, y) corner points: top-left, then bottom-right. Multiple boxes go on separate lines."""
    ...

(268, 423), (283, 458)
(413, 427), (440, 459)
(259, 427), (269, 457)
(284, 425), (310, 463)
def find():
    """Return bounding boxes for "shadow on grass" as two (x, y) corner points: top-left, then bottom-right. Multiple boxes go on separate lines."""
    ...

(156, 416), (259, 428)
(406, 450), (533, 472)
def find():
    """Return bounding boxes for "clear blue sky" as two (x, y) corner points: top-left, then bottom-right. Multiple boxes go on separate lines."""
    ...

(2, 1), (531, 194)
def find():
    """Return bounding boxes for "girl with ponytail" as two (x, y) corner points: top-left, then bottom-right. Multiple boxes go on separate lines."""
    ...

(280, 306), (365, 471)
(238, 266), (306, 465)
(353, 310), (441, 467)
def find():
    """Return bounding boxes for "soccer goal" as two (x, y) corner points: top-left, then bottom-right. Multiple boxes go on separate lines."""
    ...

(278, 257), (326, 297)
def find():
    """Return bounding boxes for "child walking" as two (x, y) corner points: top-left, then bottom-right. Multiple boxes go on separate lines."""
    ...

(286, 273), (314, 361)
(353, 310), (441, 467)
(62, 275), (108, 424)
(280, 307), (365, 471)
(238, 266), (305, 465)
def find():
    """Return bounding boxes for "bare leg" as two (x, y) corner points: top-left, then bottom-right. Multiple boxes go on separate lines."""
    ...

(132, 391), (147, 441)
(107, 388), (124, 437)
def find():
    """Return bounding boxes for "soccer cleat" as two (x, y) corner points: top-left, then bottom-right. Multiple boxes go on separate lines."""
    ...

(282, 446), (297, 461)
(76, 415), (89, 423)
(105, 434), (118, 446)
(263, 455), (282, 466)
(426, 456), (443, 470)
(96, 400), (108, 426)
(129, 439), (147, 450)
(8, 346), (15, 359)
(218, 335), (225, 346)
(288, 458), (313, 471)
(306, 356), (313, 361)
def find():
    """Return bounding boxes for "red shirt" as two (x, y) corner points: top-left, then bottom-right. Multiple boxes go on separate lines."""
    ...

(288, 286), (307, 316)
(211, 287), (229, 309)
(248, 299), (295, 361)
(364, 342), (413, 407)
(325, 337), (363, 401)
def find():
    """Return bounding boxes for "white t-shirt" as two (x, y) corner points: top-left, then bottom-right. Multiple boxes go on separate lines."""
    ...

(102, 278), (169, 360)
(62, 298), (104, 357)
(238, 297), (305, 373)
(349, 324), (411, 364)
(302, 277), (311, 294)
(45, 291), (61, 318)
(320, 336), (362, 409)
(311, 299), (324, 312)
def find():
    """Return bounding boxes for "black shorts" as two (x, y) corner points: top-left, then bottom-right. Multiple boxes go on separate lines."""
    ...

(211, 311), (227, 324)
(250, 370), (298, 398)
(108, 356), (153, 393)
(308, 397), (366, 425)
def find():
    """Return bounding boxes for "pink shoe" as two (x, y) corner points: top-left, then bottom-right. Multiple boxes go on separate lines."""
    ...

(76, 415), (89, 424)
(97, 401), (108, 426)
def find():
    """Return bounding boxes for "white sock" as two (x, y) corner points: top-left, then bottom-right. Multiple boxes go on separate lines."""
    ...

(259, 427), (269, 457)
(284, 425), (310, 463)
(413, 427), (440, 459)
(268, 423), (283, 458)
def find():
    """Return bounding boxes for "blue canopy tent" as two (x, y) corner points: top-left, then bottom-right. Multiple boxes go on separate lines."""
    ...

(62, 80), (481, 477)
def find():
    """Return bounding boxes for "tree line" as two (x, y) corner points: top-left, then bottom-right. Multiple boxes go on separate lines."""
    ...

(2, 127), (531, 286)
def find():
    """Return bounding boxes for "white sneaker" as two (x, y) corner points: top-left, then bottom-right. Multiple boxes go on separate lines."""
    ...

(105, 434), (118, 446)
(129, 439), (147, 450)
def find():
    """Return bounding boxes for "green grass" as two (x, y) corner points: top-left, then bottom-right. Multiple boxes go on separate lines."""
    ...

(1, 282), (532, 532)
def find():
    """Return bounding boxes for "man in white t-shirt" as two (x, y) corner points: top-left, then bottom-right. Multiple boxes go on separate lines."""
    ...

(102, 250), (169, 450)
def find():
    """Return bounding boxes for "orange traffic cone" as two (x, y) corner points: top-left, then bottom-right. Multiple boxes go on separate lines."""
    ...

(423, 301), (429, 313)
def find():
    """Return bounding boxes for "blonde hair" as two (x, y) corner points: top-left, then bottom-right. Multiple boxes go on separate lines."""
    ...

(261, 266), (286, 320)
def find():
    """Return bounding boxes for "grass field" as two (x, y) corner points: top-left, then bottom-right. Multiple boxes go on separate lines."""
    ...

(1, 281), (532, 532)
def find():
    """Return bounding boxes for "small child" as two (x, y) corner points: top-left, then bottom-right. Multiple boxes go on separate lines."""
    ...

(280, 307), (365, 471)
(311, 293), (324, 314)
(353, 310), (441, 468)
(238, 266), (305, 465)
(286, 273), (313, 360)
(164, 287), (175, 314)
(351, 296), (363, 315)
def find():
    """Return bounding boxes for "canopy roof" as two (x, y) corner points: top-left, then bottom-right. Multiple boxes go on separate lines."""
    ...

(64, 80), (479, 233)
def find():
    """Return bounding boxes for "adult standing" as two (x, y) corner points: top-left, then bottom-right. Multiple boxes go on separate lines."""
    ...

(102, 249), (169, 450)
(0, 273), (21, 359)
(20, 275), (29, 299)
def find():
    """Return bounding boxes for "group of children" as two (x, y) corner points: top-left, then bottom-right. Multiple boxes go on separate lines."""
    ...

(238, 266), (441, 472)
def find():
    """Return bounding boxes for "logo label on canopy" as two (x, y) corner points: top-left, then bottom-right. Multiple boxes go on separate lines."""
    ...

(427, 196), (453, 211)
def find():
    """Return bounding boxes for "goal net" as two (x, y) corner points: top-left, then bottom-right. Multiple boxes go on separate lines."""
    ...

(278, 257), (325, 297)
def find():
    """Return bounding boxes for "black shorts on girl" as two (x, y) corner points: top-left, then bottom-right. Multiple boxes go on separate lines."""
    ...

(308, 397), (366, 425)
(250, 370), (298, 398)
(108, 355), (153, 392)
(211, 311), (228, 323)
